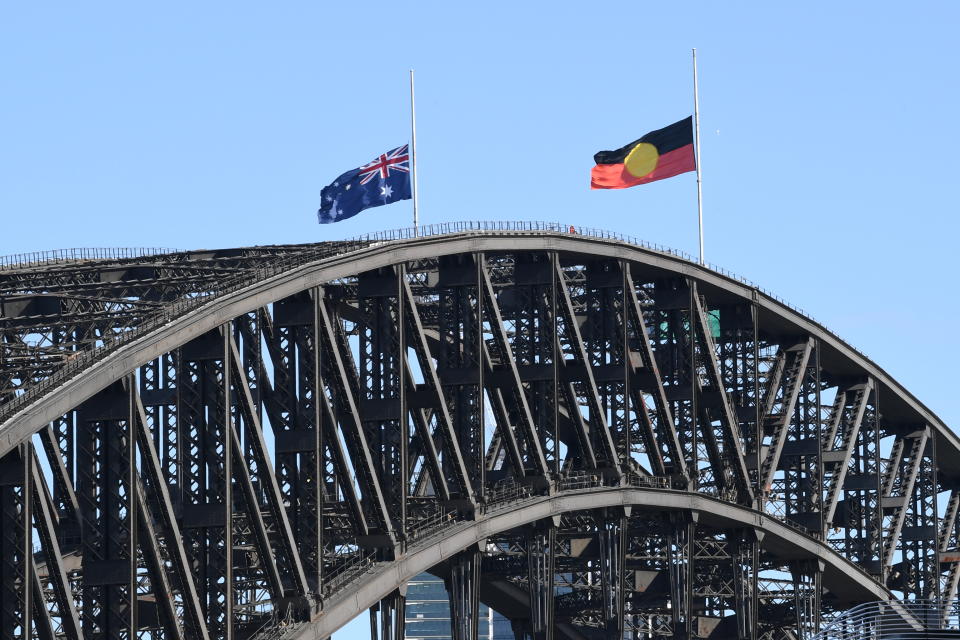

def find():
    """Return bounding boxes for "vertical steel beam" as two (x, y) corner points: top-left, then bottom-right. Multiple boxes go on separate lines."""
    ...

(261, 292), (322, 602)
(914, 433), (939, 600)
(709, 303), (761, 504)
(401, 277), (474, 504)
(624, 269), (687, 482)
(524, 254), (560, 475)
(262, 298), (303, 562)
(176, 329), (232, 638)
(479, 256), (549, 480)
(228, 333), (311, 602)
(224, 382), (289, 600)
(584, 260), (630, 467)
(434, 255), (487, 495)
(447, 547), (481, 640)
(311, 288), (324, 598)
(254, 301), (343, 596)
(691, 292), (753, 504)
(554, 261), (621, 478)
(790, 559), (822, 638)
(527, 524), (555, 640)
(23, 446), (33, 640)
(732, 529), (761, 640)
(835, 383), (883, 577)
(369, 588), (406, 640)
(76, 379), (136, 640)
(132, 387), (210, 640)
(317, 291), (394, 541)
(791, 340), (823, 533)
(222, 329), (234, 640)
(597, 509), (626, 637)
(357, 267), (407, 536)
(295, 301), (321, 595)
(0, 443), (31, 639)
(690, 526), (742, 637)
(668, 512), (695, 639)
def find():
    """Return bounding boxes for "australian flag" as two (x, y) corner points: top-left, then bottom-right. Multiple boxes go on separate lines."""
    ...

(317, 145), (412, 224)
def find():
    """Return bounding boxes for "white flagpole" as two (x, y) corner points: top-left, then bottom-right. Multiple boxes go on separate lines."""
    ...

(409, 69), (420, 236)
(693, 48), (704, 266)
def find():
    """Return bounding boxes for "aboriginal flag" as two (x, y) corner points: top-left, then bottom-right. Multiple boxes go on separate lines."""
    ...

(591, 117), (696, 189)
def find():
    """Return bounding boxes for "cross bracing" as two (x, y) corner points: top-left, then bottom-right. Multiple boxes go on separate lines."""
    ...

(0, 223), (957, 640)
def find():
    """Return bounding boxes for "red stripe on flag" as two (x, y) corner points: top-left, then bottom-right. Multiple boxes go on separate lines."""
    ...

(590, 144), (696, 190)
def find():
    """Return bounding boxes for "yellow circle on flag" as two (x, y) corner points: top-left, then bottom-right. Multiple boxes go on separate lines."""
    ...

(624, 142), (659, 178)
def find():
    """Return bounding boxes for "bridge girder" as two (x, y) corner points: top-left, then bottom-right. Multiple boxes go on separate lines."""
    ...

(0, 229), (954, 639)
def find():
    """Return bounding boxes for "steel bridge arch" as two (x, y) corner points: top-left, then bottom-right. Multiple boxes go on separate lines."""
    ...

(0, 226), (957, 640)
(4, 233), (957, 462)
(307, 486), (891, 639)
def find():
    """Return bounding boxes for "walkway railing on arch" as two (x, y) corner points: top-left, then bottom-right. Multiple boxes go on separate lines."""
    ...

(354, 219), (826, 326)
(0, 246), (181, 270)
(813, 599), (960, 640)
(0, 220), (857, 433)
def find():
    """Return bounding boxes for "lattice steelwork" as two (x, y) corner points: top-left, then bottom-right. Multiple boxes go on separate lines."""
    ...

(0, 225), (955, 640)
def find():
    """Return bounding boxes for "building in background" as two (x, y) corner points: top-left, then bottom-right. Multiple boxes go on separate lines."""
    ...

(405, 572), (513, 640)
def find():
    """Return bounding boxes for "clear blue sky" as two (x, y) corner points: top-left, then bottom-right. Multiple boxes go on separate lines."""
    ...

(3, 3), (958, 636)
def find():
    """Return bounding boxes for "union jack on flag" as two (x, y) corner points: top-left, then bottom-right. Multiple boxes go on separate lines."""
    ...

(317, 144), (412, 224)
(358, 144), (410, 185)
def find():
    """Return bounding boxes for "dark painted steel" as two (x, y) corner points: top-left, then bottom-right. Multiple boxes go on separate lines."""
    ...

(0, 229), (954, 639)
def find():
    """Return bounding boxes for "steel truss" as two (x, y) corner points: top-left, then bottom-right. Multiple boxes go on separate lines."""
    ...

(0, 232), (954, 639)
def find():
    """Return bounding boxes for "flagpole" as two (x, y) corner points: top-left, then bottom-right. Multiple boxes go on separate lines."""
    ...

(409, 69), (420, 236)
(692, 48), (704, 266)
